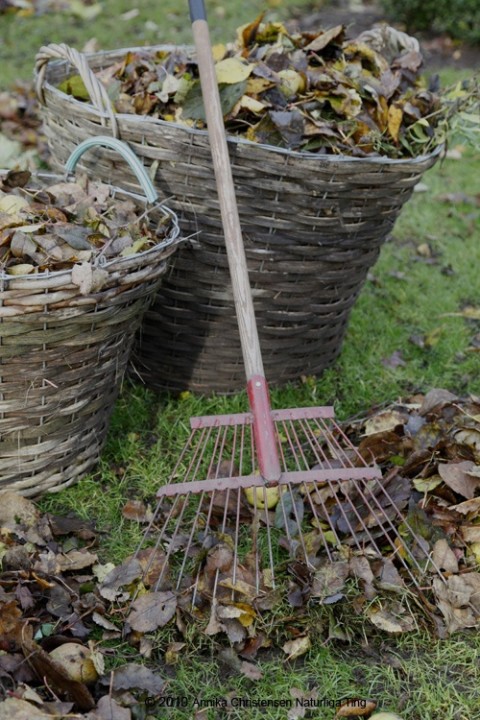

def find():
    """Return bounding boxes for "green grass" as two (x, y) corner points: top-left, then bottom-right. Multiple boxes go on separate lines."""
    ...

(0, 0), (315, 89)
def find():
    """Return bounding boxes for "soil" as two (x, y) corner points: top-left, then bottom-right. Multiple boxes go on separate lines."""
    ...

(288, 0), (480, 71)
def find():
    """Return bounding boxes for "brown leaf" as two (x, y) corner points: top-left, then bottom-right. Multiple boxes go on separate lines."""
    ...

(358, 430), (405, 464)
(95, 696), (132, 720)
(438, 461), (479, 499)
(56, 550), (98, 572)
(419, 388), (458, 416)
(449, 497), (480, 515)
(164, 641), (186, 665)
(460, 525), (480, 543)
(431, 539), (459, 573)
(104, 663), (166, 695)
(99, 559), (143, 602)
(47, 513), (96, 540)
(133, 547), (170, 590)
(366, 606), (415, 633)
(311, 561), (349, 601)
(0, 697), (52, 719)
(121, 500), (153, 523)
(0, 601), (24, 651)
(128, 591), (177, 632)
(376, 558), (405, 591)
(304, 25), (344, 52)
(0, 490), (38, 529)
(363, 410), (407, 436)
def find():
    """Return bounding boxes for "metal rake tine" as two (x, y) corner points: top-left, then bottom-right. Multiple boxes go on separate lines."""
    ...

(302, 484), (342, 562)
(331, 478), (435, 587)
(353, 478), (446, 582)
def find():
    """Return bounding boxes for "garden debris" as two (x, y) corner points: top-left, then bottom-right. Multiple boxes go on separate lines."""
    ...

(1, 388), (480, 715)
(0, 169), (173, 275)
(60, 17), (479, 158)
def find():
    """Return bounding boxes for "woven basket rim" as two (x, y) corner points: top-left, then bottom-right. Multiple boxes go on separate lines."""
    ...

(0, 169), (181, 282)
(40, 44), (444, 167)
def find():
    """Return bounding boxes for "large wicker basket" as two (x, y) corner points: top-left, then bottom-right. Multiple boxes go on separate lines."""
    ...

(0, 137), (181, 496)
(35, 44), (441, 394)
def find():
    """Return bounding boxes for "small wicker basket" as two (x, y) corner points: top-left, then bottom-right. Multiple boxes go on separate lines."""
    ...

(0, 137), (181, 496)
(35, 43), (441, 394)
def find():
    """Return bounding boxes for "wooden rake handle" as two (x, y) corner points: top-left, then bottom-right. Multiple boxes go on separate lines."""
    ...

(189, 0), (281, 483)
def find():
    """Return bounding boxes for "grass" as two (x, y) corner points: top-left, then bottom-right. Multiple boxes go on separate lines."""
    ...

(2, 2), (480, 718)
(37, 143), (480, 718)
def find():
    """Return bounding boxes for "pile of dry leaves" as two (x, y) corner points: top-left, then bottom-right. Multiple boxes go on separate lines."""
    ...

(0, 388), (479, 717)
(0, 169), (172, 276)
(61, 17), (478, 158)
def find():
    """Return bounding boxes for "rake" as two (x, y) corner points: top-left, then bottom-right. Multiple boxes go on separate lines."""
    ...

(135, 0), (445, 610)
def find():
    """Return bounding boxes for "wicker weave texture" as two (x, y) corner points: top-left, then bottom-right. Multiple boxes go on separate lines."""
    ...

(0, 201), (180, 496)
(37, 46), (440, 393)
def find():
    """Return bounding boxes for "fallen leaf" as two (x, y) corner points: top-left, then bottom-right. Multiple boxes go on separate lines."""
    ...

(449, 497), (480, 515)
(165, 641), (186, 665)
(215, 57), (254, 84)
(311, 561), (349, 601)
(381, 351), (406, 369)
(103, 663), (166, 695)
(95, 696), (132, 720)
(366, 606), (415, 633)
(99, 559), (143, 602)
(363, 410), (407, 436)
(438, 461), (479, 499)
(0, 697), (52, 719)
(282, 635), (311, 661)
(121, 500), (154, 523)
(240, 660), (263, 680)
(431, 539), (459, 573)
(56, 550), (98, 572)
(127, 591), (177, 632)
(419, 388), (458, 415)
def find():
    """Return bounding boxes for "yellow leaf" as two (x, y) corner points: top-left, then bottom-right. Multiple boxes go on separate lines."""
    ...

(387, 104), (403, 142)
(212, 44), (227, 62)
(277, 69), (305, 98)
(120, 238), (149, 256)
(6, 263), (35, 275)
(238, 95), (268, 114)
(282, 635), (311, 660)
(244, 485), (285, 509)
(215, 58), (254, 85)
(0, 194), (29, 215)
(246, 77), (275, 96)
(468, 542), (480, 565)
(58, 74), (91, 101)
(364, 410), (407, 436)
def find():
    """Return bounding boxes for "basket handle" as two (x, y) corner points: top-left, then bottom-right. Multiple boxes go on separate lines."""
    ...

(35, 43), (119, 138)
(65, 136), (158, 204)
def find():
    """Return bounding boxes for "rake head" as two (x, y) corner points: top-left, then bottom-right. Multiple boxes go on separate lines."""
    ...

(135, 405), (444, 610)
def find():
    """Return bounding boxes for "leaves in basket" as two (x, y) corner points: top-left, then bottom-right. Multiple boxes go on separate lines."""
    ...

(59, 19), (480, 158)
(0, 170), (173, 276)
